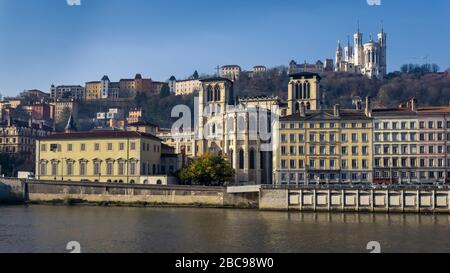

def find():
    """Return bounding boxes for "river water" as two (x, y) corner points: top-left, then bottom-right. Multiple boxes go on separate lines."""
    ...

(0, 205), (449, 253)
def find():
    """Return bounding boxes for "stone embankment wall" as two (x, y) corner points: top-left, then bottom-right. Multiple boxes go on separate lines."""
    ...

(24, 181), (258, 208)
(2, 179), (449, 213)
(260, 187), (450, 213)
(0, 178), (25, 203)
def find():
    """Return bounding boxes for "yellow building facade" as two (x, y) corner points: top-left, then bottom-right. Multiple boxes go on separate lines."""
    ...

(85, 81), (102, 100)
(277, 109), (373, 184)
(275, 72), (373, 185)
(36, 131), (162, 184)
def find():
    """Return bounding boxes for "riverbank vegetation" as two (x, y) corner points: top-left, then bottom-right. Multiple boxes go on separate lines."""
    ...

(179, 154), (235, 186)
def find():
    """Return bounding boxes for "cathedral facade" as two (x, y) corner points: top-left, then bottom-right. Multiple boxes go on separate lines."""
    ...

(335, 26), (387, 79)
(193, 78), (281, 185)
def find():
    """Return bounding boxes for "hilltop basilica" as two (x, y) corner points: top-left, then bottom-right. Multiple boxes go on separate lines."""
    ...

(335, 25), (387, 79)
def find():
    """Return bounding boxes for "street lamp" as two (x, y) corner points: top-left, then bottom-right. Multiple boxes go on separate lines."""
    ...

(146, 161), (150, 184)
(61, 157), (66, 181)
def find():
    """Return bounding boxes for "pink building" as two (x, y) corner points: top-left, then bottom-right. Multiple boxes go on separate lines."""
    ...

(417, 106), (450, 183)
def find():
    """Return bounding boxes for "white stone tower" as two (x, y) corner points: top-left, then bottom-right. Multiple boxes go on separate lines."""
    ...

(335, 40), (343, 72)
(377, 25), (387, 77)
(344, 36), (354, 63)
(353, 24), (364, 67)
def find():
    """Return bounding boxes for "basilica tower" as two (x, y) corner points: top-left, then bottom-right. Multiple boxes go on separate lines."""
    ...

(353, 24), (364, 66)
(335, 40), (343, 72)
(377, 26), (387, 77)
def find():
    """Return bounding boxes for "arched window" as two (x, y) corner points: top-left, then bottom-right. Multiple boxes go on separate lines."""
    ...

(291, 83), (296, 99)
(239, 149), (245, 170)
(130, 180), (135, 184)
(207, 85), (213, 101)
(227, 117), (234, 132)
(214, 85), (221, 101)
(156, 180), (162, 185)
(300, 82), (304, 99)
(237, 115), (246, 132)
(249, 114), (258, 134)
(294, 83), (299, 99)
(40, 161), (48, 176)
(295, 102), (300, 113)
(249, 149), (256, 170)
(303, 82), (307, 99)
(306, 102), (311, 110)
(306, 82), (311, 99)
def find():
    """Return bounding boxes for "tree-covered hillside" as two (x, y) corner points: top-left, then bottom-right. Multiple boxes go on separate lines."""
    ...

(234, 66), (450, 109)
(71, 66), (450, 131)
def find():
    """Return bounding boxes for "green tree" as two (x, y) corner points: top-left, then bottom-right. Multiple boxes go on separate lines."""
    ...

(55, 107), (72, 132)
(179, 153), (235, 186)
(159, 84), (171, 98)
(193, 70), (199, 80)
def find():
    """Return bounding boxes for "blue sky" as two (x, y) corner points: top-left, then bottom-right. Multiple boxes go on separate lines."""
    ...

(0, 0), (449, 96)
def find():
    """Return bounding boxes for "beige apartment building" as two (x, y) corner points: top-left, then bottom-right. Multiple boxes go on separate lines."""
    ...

(36, 131), (162, 184)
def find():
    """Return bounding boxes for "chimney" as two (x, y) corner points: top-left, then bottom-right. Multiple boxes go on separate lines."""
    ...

(7, 115), (12, 127)
(299, 103), (306, 117)
(356, 101), (362, 110)
(334, 104), (340, 117)
(365, 96), (372, 117)
(410, 98), (417, 112)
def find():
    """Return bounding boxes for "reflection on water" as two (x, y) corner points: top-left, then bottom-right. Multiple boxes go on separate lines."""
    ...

(0, 205), (449, 253)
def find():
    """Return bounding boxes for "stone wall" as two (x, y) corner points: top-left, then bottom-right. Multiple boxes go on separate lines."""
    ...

(260, 187), (450, 213)
(25, 181), (256, 208)
(0, 178), (25, 203)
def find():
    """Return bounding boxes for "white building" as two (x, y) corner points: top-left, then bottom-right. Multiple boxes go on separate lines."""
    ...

(220, 65), (242, 81)
(174, 79), (202, 96)
(335, 26), (387, 79)
(50, 85), (85, 100)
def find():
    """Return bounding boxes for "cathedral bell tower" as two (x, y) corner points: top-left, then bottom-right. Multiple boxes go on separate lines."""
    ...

(287, 72), (321, 115)
(196, 77), (234, 156)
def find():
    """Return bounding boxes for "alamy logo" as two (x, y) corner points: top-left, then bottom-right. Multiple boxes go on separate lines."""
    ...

(66, 241), (81, 253)
(66, 0), (81, 6)
(367, 0), (381, 6)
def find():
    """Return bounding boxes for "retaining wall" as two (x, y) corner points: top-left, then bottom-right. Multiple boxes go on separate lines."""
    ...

(24, 181), (258, 208)
(0, 178), (25, 203)
(260, 187), (450, 213)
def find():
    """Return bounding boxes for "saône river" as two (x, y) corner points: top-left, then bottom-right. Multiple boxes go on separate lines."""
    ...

(0, 205), (449, 253)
